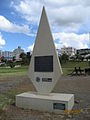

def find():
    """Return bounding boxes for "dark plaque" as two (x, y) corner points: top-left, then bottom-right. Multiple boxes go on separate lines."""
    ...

(53, 103), (65, 110)
(34, 56), (53, 72)
(42, 78), (52, 82)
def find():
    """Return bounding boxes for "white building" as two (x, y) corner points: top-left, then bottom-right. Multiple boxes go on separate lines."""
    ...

(0, 50), (13, 59)
(13, 46), (24, 58)
(2, 51), (13, 58)
(0, 46), (24, 60)
(77, 48), (90, 55)
(61, 47), (76, 56)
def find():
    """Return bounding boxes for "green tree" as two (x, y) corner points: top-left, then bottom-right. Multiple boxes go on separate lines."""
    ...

(20, 52), (31, 65)
(85, 55), (90, 66)
(75, 54), (84, 61)
(1, 56), (7, 63)
(59, 54), (69, 64)
(7, 60), (15, 68)
(12, 56), (16, 62)
(26, 52), (31, 64)
(20, 53), (27, 65)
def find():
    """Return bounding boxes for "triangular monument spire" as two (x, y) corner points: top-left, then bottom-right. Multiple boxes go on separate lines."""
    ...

(28, 6), (62, 94)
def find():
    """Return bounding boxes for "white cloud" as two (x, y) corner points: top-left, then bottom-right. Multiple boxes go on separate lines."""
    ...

(53, 32), (89, 49)
(0, 15), (32, 35)
(12, 0), (90, 32)
(27, 43), (34, 51)
(0, 33), (5, 48)
(13, 0), (42, 24)
(12, 0), (90, 50)
(27, 32), (89, 51)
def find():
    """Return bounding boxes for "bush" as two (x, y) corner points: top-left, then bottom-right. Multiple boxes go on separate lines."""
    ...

(9, 62), (15, 68)
(7, 60), (15, 68)
(0, 63), (6, 67)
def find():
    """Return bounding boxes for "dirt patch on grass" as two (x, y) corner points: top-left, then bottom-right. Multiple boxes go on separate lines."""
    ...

(0, 75), (35, 93)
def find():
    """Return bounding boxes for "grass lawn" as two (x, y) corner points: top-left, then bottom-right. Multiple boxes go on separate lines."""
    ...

(62, 61), (89, 68)
(0, 61), (89, 76)
(62, 61), (89, 75)
(0, 66), (28, 77)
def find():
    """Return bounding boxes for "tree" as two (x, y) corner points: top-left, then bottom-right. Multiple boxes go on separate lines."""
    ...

(20, 53), (27, 65)
(59, 54), (69, 64)
(12, 56), (16, 62)
(85, 55), (90, 66)
(26, 52), (31, 64)
(69, 55), (76, 61)
(7, 60), (15, 68)
(1, 56), (7, 63)
(20, 52), (31, 65)
(75, 54), (84, 61)
(20, 53), (26, 59)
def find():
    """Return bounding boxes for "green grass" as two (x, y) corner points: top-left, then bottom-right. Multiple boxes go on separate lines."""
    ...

(61, 61), (89, 75)
(0, 94), (9, 112)
(0, 61), (89, 76)
(62, 61), (89, 68)
(0, 84), (33, 111)
(0, 66), (28, 76)
(0, 89), (23, 112)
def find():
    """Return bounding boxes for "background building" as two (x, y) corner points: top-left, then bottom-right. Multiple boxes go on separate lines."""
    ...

(0, 51), (13, 60)
(0, 46), (24, 60)
(77, 48), (90, 55)
(13, 46), (24, 60)
(61, 47), (76, 56)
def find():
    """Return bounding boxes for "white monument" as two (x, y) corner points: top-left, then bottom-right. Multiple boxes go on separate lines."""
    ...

(16, 6), (74, 113)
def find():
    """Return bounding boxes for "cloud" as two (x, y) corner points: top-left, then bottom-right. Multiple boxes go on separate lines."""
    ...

(27, 32), (89, 51)
(12, 0), (90, 32)
(0, 33), (5, 48)
(12, 0), (90, 50)
(53, 32), (89, 49)
(0, 15), (32, 35)
(13, 0), (42, 24)
(27, 43), (34, 51)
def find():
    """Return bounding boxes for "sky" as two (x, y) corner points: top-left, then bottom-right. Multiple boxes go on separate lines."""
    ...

(0, 0), (90, 52)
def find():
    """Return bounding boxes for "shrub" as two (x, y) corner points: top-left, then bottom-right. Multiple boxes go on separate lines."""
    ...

(7, 60), (15, 68)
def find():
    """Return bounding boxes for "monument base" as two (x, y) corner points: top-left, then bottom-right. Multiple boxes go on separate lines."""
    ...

(16, 92), (74, 113)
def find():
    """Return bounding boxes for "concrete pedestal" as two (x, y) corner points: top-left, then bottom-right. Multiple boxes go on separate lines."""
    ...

(16, 92), (74, 113)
